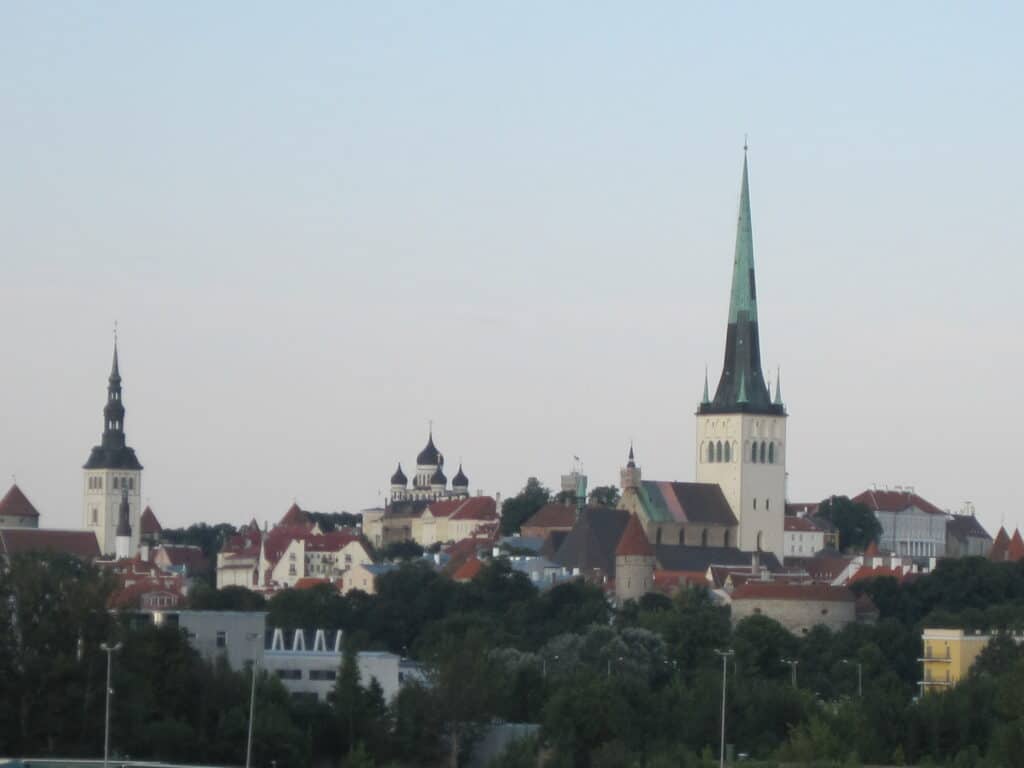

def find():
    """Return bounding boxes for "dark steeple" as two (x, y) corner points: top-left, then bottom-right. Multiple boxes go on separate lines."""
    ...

(83, 338), (143, 470)
(116, 488), (132, 537)
(699, 152), (785, 416)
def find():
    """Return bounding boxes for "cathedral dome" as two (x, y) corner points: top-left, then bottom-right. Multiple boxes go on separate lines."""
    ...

(430, 466), (447, 487)
(391, 463), (407, 486)
(452, 464), (469, 489)
(417, 432), (441, 466)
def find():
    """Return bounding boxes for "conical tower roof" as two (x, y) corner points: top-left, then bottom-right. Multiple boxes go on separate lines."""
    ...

(0, 484), (40, 519)
(990, 527), (1010, 561)
(616, 513), (654, 558)
(699, 152), (784, 417)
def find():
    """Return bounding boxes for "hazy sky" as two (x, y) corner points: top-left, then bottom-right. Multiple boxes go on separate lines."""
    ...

(2, 3), (1021, 536)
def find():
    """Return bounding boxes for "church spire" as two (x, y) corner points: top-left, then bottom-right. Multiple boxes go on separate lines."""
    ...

(83, 336), (143, 471)
(699, 151), (784, 416)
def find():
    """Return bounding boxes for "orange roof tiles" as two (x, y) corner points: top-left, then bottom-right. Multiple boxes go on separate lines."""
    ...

(615, 513), (654, 558)
(1008, 530), (1024, 562)
(730, 581), (855, 602)
(990, 527), (1010, 561)
(453, 556), (484, 582)
(853, 489), (944, 516)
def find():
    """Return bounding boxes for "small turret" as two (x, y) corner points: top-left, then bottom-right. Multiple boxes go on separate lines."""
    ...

(614, 513), (655, 605)
(452, 464), (469, 494)
(620, 444), (641, 491)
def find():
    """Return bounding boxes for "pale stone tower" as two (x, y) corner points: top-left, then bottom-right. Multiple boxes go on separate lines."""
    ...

(695, 151), (787, 558)
(615, 512), (656, 604)
(115, 488), (132, 560)
(83, 339), (143, 555)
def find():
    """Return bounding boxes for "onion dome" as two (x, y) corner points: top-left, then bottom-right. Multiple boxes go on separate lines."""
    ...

(430, 466), (447, 487)
(417, 430), (441, 466)
(391, 463), (408, 486)
(452, 464), (469, 489)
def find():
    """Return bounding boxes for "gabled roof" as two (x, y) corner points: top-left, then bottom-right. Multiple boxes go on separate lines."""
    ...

(428, 496), (498, 521)
(946, 514), (991, 542)
(0, 529), (100, 559)
(852, 489), (944, 516)
(654, 545), (781, 574)
(155, 544), (207, 570)
(616, 514), (654, 558)
(637, 481), (738, 527)
(554, 507), (630, 578)
(279, 503), (310, 527)
(730, 581), (855, 603)
(0, 485), (40, 519)
(522, 503), (577, 531)
(139, 506), (162, 535)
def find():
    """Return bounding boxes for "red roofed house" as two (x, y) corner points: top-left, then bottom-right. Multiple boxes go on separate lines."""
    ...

(452, 556), (484, 582)
(153, 544), (209, 577)
(852, 489), (947, 558)
(614, 513), (655, 604)
(521, 502), (578, 541)
(217, 505), (375, 591)
(730, 581), (858, 635)
(100, 557), (185, 610)
(0, 528), (101, 562)
(0, 485), (41, 529)
(783, 514), (837, 557)
(139, 506), (163, 552)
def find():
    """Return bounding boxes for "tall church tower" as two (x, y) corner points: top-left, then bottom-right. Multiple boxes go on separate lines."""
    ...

(695, 151), (787, 558)
(83, 339), (143, 555)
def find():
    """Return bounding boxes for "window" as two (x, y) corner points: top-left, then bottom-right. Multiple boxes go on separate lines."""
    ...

(759, 442), (767, 463)
(128, 478), (134, 490)
(678, 529), (685, 545)
(275, 669), (302, 680)
(656, 528), (663, 545)
(753, 498), (757, 510)
(288, 565), (297, 576)
(724, 442), (731, 462)
(756, 531), (763, 551)
(751, 443), (758, 463)
(715, 441), (723, 462)
(112, 477), (119, 490)
(216, 631), (227, 649)
(766, 499), (770, 511)
(91, 508), (99, 524)
(701, 529), (709, 547)
(768, 443), (775, 464)
(309, 670), (337, 681)
(723, 530), (731, 547)
(707, 443), (715, 463)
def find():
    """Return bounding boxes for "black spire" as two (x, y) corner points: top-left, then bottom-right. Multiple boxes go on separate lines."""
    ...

(699, 153), (784, 416)
(116, 487), (132, 538)
(627, 444), (636, 469)
(83, 338), (143, 470)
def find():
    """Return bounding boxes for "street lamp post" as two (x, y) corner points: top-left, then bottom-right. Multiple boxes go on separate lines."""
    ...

(782, 658), (799, 688)
(100, 641), (123, 768)
(714, 649), (735, 768)
(245, 632), (261, 768)
(841, 659), (863, 697)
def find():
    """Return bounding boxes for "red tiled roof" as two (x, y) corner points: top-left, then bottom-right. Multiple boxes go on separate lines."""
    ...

(453, 556), (484, 582)
(784, 554), (852, 582)
(450, 497), (498, 521)
(522, 503), (578, 530)
(109, 578), (184, 609)
(653, 569), (707, 592)
(0, 529), (100, 559)
(852, 489), (944, 516)
(0, 485), (40, 519)
(616, 513), (654, 557)
(139, 506), (162, 535)
(279, 503), (309, 527)
(730, 581), (855, 603)
(155, 544), (208, 571)
(1008, 530), (1024, 562)
(293, 577), (331, 590)
(848, 564), (914, 585)
(784, 516), (823, 533)
(990, 527), (1010, 562)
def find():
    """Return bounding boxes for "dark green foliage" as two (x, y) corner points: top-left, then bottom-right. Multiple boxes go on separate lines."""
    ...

(816, 495), (883, 551)
(378, 539), (425, 561)
(306, 510), (362, 532)
(587, 485), (621, 508)
(500, 477), (552, 535)
(161, 522), (236, 568)
(188, 583), (265, 611)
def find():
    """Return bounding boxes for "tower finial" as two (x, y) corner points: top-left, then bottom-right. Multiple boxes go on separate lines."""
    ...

(627, 442), (636, 468)
(773, 366), (783, 405)
(702, 365), (710, 404)
(743, 134), (748, 153)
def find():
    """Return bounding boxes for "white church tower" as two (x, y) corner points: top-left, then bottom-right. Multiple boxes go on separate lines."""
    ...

(695, 150), (787, 558)
(83, 339), (143, 555)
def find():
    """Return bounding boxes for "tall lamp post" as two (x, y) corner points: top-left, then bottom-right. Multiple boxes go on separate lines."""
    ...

(714, 649), (735, 768)
(782, 658), (799, 688)
(100, 641), (122, 768)
(245, 632), (261, 768)
(841, 659), (863, 697)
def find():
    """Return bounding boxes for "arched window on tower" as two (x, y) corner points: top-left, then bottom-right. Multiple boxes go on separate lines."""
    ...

(707, 442), (715, 463)
(724, 442), (731, 462)
(716, 441), (723, 462)
(656, 527), (663, 545)
(760, 442), (767, 463)
(768, 443), (775, 464)
(701, 529), (709, 547)
(679, 529), (685, 545)
(751, 442), (758, 463)
(756, 531), (764, 551)
(723, 529), (731, 547)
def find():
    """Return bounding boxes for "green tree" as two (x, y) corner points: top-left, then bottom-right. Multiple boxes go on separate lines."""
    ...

(588, 485), (621, 508)
(817, 495), (883, 551)
(331, 645), (364, 755)
(500, 477), (552, 535)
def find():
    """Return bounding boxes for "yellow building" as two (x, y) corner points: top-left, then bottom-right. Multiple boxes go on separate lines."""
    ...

(919, 628), (992, 692)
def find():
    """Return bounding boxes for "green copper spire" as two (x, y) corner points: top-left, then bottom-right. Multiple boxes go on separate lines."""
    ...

(698, 149), (784, 416)
(727, 152), (758, 326)
(701, 366), (710, 404)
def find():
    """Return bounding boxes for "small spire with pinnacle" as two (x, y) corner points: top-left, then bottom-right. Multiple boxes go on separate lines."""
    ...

(773, 367), (783, 405)
(627, 443), (636, 468)
(702, 366), (710, 405)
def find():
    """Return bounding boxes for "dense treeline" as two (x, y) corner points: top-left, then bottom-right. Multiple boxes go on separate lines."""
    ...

(5, 553), (1024, 766)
